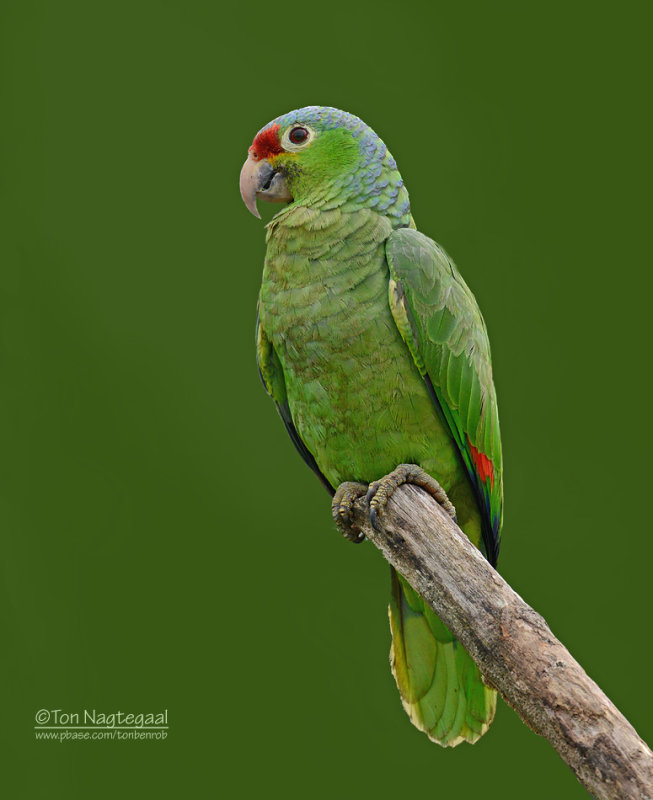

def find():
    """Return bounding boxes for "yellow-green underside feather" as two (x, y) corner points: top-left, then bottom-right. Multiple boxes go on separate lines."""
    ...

(389, 570), (496, 746)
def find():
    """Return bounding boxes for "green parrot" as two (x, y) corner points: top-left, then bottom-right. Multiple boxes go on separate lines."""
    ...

(240, 106), (503, 746)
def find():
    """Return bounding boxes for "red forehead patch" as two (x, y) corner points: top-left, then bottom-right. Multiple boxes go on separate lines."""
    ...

(249, 124), (283, 161)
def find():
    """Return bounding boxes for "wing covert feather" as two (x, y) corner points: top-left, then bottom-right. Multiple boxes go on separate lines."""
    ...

(386, 228), (503, 564)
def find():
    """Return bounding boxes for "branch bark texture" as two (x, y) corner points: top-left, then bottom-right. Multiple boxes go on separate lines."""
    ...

(348, 485), (653, 800)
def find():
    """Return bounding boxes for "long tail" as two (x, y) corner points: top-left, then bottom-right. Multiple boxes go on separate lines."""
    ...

(389, 568), (496, 746)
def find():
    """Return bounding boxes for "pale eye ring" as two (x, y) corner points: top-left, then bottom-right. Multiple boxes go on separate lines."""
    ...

(282, 124), (314, 151)
(289, 127), (309, 144)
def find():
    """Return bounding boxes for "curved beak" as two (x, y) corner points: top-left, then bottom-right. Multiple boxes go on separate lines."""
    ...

(239, 154), (292, 219)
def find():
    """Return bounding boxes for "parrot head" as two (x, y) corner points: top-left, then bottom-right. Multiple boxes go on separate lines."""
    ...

(240, 106), (411, 224)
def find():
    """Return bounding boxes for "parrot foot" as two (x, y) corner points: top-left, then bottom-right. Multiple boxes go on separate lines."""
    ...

(332, 482), (368, 543)
(366, 464), (457, 533)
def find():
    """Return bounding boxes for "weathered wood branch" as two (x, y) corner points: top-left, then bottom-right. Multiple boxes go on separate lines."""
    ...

(348, 484), (653, 800)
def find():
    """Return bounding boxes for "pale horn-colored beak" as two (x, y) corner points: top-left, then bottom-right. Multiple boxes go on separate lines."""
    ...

(239, 153), (292, 218)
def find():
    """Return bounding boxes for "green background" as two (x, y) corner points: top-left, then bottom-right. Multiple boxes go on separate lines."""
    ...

(1, 1), (651, 797)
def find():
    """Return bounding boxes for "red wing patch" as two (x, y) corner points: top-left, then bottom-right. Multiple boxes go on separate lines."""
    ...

(467, 437), (494, 490)
(250, 124), (283, 161)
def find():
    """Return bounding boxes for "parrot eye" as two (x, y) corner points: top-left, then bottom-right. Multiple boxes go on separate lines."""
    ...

(281, 124), (315, 151)
(289, 127), (309, 144)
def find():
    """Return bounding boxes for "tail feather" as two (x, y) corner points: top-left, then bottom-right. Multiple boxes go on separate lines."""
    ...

(389, 568), (496, 746)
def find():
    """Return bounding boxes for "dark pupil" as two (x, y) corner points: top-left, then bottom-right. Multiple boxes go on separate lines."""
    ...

(290, 127), (308, 144)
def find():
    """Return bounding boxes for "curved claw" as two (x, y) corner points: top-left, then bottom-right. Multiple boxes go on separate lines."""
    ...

(369, 506), (382, 533)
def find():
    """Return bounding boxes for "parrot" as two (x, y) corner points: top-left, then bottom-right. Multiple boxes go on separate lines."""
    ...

(240, 106), (503, 746)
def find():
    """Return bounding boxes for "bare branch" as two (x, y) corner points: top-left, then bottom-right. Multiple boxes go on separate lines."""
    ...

(347, 484), (653, 800)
